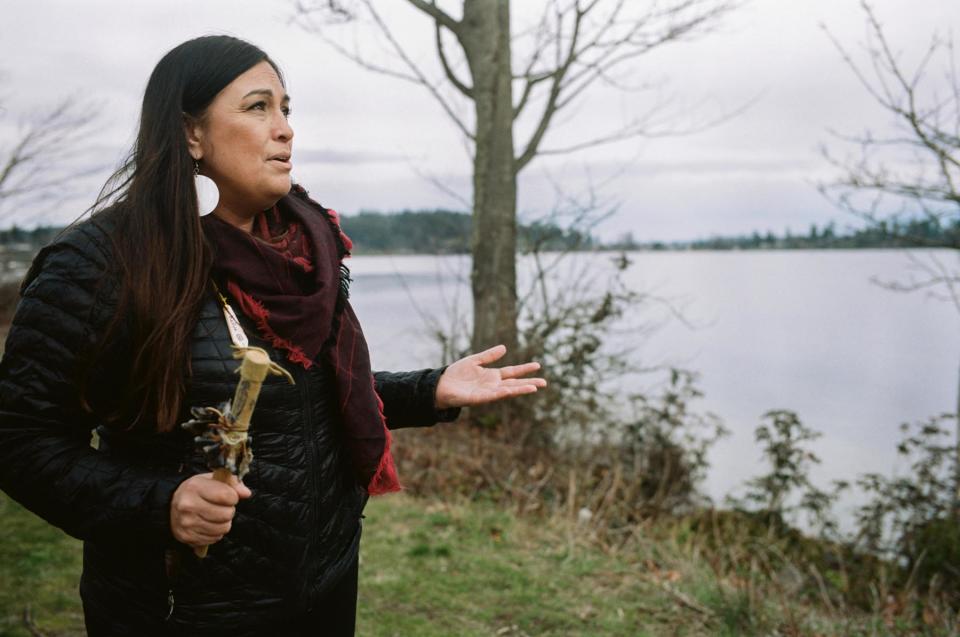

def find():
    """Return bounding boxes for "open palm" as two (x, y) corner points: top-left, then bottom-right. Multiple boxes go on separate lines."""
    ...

(434, 345), (547, 410)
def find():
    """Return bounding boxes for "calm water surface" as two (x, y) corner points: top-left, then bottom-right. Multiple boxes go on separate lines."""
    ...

(348, 249), (959, 519)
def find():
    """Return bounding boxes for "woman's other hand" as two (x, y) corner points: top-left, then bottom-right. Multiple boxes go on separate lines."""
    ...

(434, 344), (547, 410)
(170, 472), (252, 547)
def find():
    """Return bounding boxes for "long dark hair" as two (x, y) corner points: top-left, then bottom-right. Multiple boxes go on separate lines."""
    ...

(85, 36), (283, 432)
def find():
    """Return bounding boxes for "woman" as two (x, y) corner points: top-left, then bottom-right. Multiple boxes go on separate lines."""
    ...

(0, 35), (545, 636)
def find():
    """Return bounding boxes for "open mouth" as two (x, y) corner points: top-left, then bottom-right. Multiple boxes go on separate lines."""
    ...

(268, 155), (292, 170)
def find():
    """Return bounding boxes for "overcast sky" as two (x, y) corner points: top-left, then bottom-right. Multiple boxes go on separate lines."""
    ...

(1, 0), (957, 240)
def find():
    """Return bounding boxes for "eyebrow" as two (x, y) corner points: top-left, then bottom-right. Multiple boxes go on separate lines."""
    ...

(241, 89), (291, 103)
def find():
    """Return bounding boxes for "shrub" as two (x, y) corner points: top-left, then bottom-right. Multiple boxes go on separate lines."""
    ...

(854, 413), (960, 608)
(399, 249), (727, 536)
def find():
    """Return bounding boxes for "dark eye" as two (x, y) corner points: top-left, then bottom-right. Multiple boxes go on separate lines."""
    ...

(249, 101), (267, 111)
(282, 105), (292, 118)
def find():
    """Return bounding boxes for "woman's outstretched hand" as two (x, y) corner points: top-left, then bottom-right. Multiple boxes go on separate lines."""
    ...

(434, 344), (547, 410)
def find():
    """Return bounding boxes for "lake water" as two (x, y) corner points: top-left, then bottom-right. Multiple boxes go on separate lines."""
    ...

(347, 249), (960, 523)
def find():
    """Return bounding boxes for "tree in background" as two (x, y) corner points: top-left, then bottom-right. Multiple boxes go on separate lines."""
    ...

(822, 0), (960, 513)
(0, 90), (100, 223)
(291, 0), (735, 355)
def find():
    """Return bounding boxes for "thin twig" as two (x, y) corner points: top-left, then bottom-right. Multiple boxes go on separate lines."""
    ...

(21, 605), (49, 637)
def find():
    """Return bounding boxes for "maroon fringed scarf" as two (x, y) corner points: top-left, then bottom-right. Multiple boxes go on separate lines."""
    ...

(200, 186), (400, 495)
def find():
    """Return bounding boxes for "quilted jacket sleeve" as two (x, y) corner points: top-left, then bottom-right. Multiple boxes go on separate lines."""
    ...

(0, 225), (188, 546)
(373, 366), (461, 429)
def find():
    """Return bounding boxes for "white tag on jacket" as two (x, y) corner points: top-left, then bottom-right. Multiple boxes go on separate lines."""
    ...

(222, 302), (249, 348)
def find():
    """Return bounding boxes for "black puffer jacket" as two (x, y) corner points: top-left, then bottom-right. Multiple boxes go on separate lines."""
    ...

(0, 208), (457, 635)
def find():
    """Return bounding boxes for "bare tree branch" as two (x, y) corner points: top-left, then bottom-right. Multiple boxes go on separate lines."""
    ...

(292, 0), (476, 141)
(871, 251), (960, 314)
(512, 17), (556, 120)
(404, 156), (473, 209)
(514, 1), (591, 172)
(434, 14), (473, 98)
(821, 0), (960, 226)
(821, 1), (960, 516)
(308, 30), (423, 83)
(360, 0), (474, 140)
(0, 95), (103, 219)
(290, 0), (740, 353)
(405, 0), (461, 35)
(293, 0), (736, 175)
(536, 91), (755, 158)
(514, 0), (734, 173)
(511, 8), (553, 119)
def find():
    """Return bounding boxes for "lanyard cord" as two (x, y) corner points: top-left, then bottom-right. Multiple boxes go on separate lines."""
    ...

(211, 281), (250, 348)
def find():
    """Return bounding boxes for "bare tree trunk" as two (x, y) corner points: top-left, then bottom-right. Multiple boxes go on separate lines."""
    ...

(461, 0), (518, 355)
(293, 0), (735, 358)
(955, 361), (960, 518)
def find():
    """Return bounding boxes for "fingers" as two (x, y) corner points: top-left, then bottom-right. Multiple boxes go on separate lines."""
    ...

(462, 379), (544, 406)
(492, 385), (540, 400)
(171, 508), (234, 547)
(200, 486), (239, 506)
(181, 524), (230, 548)
(224, 473), (253, 500)
(498, 362), (543, 380)
(189, 533), (226, 547)
(470, 346), (545, 380)
(501, 378), (547, 389)
(189, 518), (233, 538)
(198, 473), (252, 505)
(170, 473), (249, 548)
(195, 506), (236, 524)
(471, 344), (507, 365)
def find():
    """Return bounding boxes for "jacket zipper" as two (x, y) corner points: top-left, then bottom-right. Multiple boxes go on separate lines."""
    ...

(295, 364), (323, 610)
(164, 546), (178, 621)
(165, 462), (188, 622)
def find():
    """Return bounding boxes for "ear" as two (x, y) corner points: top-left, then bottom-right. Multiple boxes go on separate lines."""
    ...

(183, 114), (204, 161)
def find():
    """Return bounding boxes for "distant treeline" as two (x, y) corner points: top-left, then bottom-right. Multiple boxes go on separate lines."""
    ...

(340, 209), (594, 254)
(0, 226), (63, 248)
(610, 218), (960, 251)
(0, 212), (956, 253)
(0, 210), (591, 254)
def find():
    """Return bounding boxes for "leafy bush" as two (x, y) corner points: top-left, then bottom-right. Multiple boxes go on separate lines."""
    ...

(727, 410), (847, 538)
(854, 413), (960, 607)
(399, 249), (727, 538)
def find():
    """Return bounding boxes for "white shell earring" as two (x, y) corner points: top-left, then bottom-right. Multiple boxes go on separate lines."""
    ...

(194, 160), (219, 216)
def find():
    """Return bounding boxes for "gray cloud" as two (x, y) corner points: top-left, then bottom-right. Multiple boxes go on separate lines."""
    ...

(293, 148), (410, 164)
(613, 157), (818, 177)
(1, 0), (957, 238)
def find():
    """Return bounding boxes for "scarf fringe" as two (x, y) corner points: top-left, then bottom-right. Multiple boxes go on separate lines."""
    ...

(227, 282), (314, 369)
(367, 380), (401, 495)
(323, 206), (354, 254)
(217, 190), (399, 497)
(227, 277), (400, 495)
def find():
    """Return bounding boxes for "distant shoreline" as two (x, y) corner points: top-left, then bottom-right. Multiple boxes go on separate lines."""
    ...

(0, 208), (955, 255)
(0, 243), (954, 259)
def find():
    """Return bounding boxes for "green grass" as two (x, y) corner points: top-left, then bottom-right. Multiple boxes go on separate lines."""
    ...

(0, 495), (84, 637)
(1, 492), (869, 636)
(357, 494), (872, 636)
(357, 495), (661, 636)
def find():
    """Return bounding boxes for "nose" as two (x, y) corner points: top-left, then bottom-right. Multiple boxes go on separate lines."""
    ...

(275, 112), (293, 143)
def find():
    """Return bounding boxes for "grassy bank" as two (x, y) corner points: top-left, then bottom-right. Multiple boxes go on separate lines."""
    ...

(1, 491), (894, 637)
(0, 494), (84, 636)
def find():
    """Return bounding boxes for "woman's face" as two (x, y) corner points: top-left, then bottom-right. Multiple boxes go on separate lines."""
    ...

(186, 60), (293, 226)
